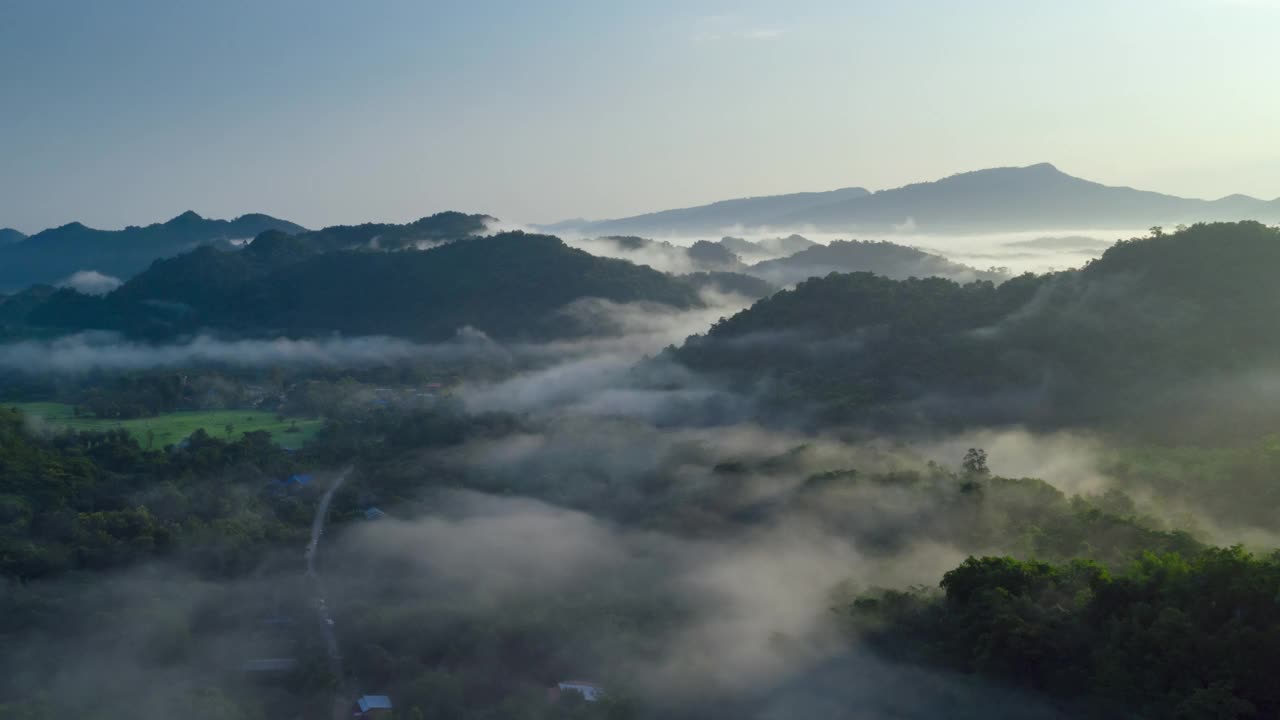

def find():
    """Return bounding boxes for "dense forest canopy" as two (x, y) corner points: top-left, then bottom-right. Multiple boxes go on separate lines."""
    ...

(9, 0), (1280, 714)
(747, 239), (1008, 286)
(25, 230), (706, 342)
(0, 211), (307, 291)
(3, 218), (1280, 719)
(675, 222), (1280, 436)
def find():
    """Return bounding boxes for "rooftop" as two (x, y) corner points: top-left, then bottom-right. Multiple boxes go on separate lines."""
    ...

(357, 695), (394, 712)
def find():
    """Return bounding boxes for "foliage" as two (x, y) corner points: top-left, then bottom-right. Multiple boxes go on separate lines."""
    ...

(30, 231), (703, 341)
(675, 222), (1280, 436)
(847, 547), (1280, 718)
(749, 238), (1008, 286)
(0, 407), (298, 580)
(0, 211), (304, 291)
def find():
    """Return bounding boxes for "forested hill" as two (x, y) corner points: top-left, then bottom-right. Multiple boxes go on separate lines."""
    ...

(748, 239), (1008, 286)
(673, 221), (1280, 434)
(0, 211), (306, 290)
(29, 231), (704, 341)
(264, 210), (494, 253)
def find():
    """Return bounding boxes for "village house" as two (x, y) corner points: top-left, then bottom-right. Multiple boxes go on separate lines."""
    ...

(352, 695), (393, 718)
(547, 680), (605, 703)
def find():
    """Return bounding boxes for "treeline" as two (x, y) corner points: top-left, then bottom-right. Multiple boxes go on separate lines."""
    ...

(847, 547), (1280, 718)
(1, 391), (1275, 719)
(0, 210), (306, 291)
(24, 231), (704, 342)
(0, 407), (298, 579)
(674, 222), (1280, 437)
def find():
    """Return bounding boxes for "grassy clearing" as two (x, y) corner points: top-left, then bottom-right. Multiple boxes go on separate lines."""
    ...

(4, 402), (324, 450)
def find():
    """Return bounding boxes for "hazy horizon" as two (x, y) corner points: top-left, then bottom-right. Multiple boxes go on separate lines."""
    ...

(3, 0), (1279, 233)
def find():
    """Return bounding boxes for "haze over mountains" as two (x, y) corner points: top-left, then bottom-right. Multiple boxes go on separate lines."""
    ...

(567, 233), (1005, 287)
(675, 221), (1280, 438)
(0, 211), (306, 291)
(747, 240), (1007, 287)
(549, 163), (1280, 236)
(6, 208), (1280, 720)
(20, 229), (709, 343)
(541, 186), (871, 236)
(7, 162), (1276, 296)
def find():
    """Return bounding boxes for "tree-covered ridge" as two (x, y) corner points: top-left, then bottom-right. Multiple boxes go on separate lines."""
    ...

(0, 211), (306, 291)
(0, 285), (58, 335)
(266, 210), (495, 254)
(674, 271), (1047, 426)
(572, 233), (1000, 287)
(747, 239), (1008, 286)
(674, 222), (1280, 433)
(28, 231), (705, 341)
(847, 546), (1280, 718)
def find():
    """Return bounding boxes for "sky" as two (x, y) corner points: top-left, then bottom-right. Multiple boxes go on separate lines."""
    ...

(1, 0), (1278, 233)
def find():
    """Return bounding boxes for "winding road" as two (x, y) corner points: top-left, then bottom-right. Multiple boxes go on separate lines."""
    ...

(305, 467), (351, 718)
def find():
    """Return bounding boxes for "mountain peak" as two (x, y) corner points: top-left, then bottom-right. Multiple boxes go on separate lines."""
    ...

(1023, 162), (1061, 173)
(917, 162), (1085, 193)
(954, 162), (1070, 180)
(167, 210), (205, 224)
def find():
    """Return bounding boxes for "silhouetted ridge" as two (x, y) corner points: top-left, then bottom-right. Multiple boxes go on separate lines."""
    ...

(0, 212), (307, 291)
(557, 164), (1280, 235)
(29, 230), (703, 341)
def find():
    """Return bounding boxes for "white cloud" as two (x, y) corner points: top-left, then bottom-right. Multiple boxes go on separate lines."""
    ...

(56, 270), (123, 295)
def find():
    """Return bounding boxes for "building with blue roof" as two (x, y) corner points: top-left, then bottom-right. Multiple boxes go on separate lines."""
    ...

(354, 695), (393, 718)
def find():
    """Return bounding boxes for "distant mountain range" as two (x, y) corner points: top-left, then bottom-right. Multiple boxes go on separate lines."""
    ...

(547, 164), (1280, 236)
(541, 186), (870, 236)
(569, 233), (1002, 286)
(0, 211), (307, 291)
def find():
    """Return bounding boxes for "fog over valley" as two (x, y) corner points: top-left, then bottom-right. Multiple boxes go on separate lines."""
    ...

(4, 3), (1280, 719)
(5, 160), (1280, 720)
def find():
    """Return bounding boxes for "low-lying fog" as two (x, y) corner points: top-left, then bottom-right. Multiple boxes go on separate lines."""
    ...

(552, 225), (1143, 276)
(3, 224), (1268, 720)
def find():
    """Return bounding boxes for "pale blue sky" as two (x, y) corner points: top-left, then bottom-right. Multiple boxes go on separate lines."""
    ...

(1, 0), (1277, 232)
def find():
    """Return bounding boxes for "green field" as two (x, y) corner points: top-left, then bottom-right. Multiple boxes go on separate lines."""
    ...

(5, 402), (324, 450)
